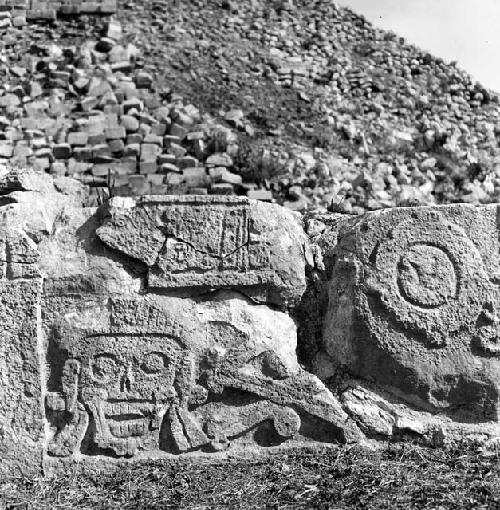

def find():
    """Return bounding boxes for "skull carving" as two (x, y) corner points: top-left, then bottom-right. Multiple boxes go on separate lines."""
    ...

(79, 335), (179, 456)
(48, 333), (209, 457)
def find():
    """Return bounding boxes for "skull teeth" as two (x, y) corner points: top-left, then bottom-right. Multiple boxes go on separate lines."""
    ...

(109, 420), (148, 438)
(104, 401), (154, 418)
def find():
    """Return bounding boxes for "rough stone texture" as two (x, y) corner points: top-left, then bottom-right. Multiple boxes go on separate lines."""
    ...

(0, 167), (86, 476)
(0, 255), (43, 477)
(96, 195), (312, 307)
(0, 168), (360, 476)
(316, 204), (500, 432)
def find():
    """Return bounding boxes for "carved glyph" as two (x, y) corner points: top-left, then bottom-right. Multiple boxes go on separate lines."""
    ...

(96, 196), (311, 307)
(364, 216), (490, 347)
(322, 205), (500, 423)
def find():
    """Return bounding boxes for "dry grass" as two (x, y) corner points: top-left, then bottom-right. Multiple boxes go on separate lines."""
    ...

(2, 443), (500, 509)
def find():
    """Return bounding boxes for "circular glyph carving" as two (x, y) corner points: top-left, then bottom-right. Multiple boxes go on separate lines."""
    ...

(397, 244), (458, 309)
(366, 214), (489, 347)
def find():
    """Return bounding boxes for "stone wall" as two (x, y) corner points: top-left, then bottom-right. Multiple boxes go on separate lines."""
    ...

(2, 167), (500, 476)
(0, 168), (360, 476)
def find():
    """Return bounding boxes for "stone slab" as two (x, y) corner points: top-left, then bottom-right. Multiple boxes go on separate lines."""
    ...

(0, 230), (44, 477)
(96, 195), (313, 307)
(0, 169), (359, 475)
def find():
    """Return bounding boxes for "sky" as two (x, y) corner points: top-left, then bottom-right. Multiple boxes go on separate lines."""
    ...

(340, 0), (500, 92)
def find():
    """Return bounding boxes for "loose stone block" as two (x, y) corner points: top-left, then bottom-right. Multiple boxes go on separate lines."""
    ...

(210, 183), (234, 195)
(140, 143), (159, 161)
(108, 139), (125, 153)
(139, 160), (157, 174)
(52, 143), (72, 159)
(183, 166), (207, 187)
(0, 142), (13, 158)
(120, 114), (139, 132)
(105, 126), (126, 140)
(67, 132), (88, 147)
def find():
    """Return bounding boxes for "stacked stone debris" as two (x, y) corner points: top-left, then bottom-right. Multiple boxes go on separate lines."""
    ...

(2, 0), (500, 212)
(111, 0), (500, 213)
(0, 0), (116, 19)
(0, 17), (254, 204)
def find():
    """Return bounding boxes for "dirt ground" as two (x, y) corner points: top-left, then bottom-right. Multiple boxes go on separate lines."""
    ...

(2, 443), (500, 509)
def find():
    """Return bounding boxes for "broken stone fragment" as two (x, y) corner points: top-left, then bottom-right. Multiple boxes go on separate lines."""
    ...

(183, 166), (207, 187)
(210, 183), (234, 195)
(106, 20), (123, 41)
(52, 143), (72, 160)
(121, 114), (139, 132)
(247, 189), (273, 201)
(104, 126), (126, 140)
(0, 142), (14, 158)
(67, 132), (88, 147)
(206, 152), (233, 167)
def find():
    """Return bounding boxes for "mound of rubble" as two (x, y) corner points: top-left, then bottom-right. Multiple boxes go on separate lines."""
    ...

(0, 0), (500, 211)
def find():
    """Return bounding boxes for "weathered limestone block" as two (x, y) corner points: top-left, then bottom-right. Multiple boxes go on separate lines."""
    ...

(0, 229), (44, 476)
(318, 205), (500, 429)
(96, 196), (312, 307)
(42, 292), (359, 467)
(0, 166), (86, 476)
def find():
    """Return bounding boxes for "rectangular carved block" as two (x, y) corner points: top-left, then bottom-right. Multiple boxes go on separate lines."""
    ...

(41, 293), (356, 473)
(97, 196), (311, 307)
(152, 197), (272, 288)
(320, 204), (500, 423)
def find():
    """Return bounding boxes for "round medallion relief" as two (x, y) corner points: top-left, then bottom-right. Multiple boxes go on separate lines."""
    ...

(397, 244), (458, 309)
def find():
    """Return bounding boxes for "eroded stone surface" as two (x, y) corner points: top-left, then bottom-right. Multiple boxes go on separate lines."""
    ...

(319, 205), (500, 425)
(43, 293), (359, 464)
(0, 168), (86, 477)
(0, 168), (359, 476)
(96, 195), (312, 307)
(8, 168), (500, 475)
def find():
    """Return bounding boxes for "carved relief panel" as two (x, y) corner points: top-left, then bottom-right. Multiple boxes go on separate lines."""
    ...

(323, 205), (500, 421)
(43, 296), (356, 468)
(96, 196), (310, 307)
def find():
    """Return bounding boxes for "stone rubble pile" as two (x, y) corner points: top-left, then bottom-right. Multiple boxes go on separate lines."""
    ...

(0, 16), (260, 204)
(1, 0), (500, 212)
(113, 0), (500, 213)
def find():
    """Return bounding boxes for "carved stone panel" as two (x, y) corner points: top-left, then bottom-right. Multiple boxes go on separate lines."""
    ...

(42, 293), (360, 470)
(0, 230), (44, 476)
(96, 196), (311, 307)
(322, 205), (500, 423)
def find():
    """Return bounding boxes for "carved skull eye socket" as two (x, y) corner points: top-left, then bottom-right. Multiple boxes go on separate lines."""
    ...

(141, 352), (168, 374)
(91, 354), (120, 382)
